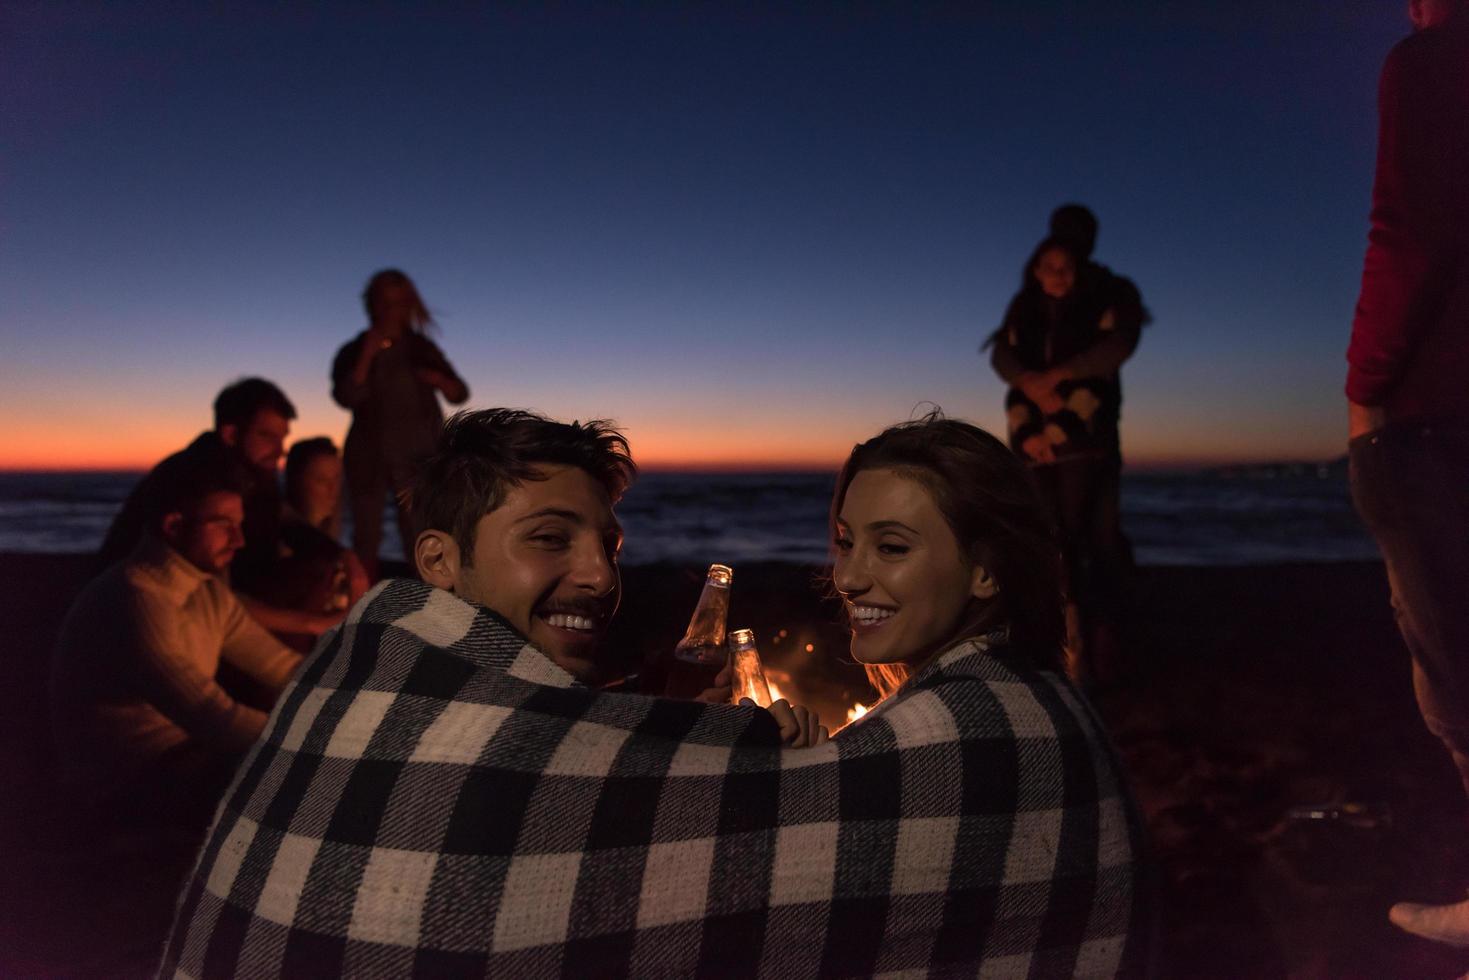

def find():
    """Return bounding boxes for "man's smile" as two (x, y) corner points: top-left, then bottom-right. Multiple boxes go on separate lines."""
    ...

(540, 612), (599, 632)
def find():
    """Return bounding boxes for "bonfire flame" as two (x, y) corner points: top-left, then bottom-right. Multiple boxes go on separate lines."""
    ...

(741, 644), (872, 733)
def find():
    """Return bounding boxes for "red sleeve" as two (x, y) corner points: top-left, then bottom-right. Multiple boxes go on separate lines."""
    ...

(1345, 42), (1435, 406)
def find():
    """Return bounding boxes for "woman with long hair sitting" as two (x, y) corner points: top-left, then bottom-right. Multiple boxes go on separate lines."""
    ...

(822, 411), (1152, 974)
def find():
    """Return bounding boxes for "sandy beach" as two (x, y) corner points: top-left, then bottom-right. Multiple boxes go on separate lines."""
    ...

(3, 553), (1468, 977)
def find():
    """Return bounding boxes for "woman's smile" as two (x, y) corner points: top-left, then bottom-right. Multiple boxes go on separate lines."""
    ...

(848, 603), (896, 632)
(834, 468), (992, 668)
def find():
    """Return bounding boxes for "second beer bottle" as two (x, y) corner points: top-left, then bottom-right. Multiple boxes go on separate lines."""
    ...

(728, 628), (774, 707)
(661, 563), (733, 700)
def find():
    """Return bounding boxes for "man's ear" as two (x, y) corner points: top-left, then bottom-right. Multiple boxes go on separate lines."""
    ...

(970, 563), (999, 601)
(160, 511), (185, 546)
(415, 529), (461, 591)
(217, 423), (239, 448)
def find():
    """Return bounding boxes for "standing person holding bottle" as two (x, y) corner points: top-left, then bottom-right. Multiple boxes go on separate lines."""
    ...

(332, 269), (470, 580)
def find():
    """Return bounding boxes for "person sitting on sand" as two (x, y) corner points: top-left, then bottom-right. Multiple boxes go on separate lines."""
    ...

(50, 450), (302, 826)
(822, 413), (1152, 973)
(283, 436), (347, 541)
(163, 408), (1150, 978)
(99, 378), (345, 640)
(253, 438), (369, 634)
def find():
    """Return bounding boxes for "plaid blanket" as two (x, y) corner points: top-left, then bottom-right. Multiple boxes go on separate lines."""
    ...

(162, 578), (1151, 978)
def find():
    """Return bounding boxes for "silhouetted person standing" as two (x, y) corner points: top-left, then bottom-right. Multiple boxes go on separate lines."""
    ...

(332, 269), (469, 580)
(1344, 0), (1469, 947)
(988, 207), (1148, 685)
(1048, 203), (1146, 576)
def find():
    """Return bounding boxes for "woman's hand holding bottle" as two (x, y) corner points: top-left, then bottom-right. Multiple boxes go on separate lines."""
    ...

(744, 697), (829, 747)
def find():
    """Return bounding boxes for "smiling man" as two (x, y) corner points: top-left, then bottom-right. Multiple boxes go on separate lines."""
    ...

(161, 408), (820, 975)
(408, 410), (630, 684)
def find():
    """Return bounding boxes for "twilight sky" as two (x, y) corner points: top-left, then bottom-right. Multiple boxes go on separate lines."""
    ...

(1, 2), (1406, 469)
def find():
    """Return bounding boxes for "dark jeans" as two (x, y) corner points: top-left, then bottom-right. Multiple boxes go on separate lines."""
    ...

(1034, 456), (1132, 624)
(347, 459), (419, 573)
(1351, 422), (1469, 799)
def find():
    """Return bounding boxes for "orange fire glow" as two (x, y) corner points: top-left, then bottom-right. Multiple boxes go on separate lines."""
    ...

(758, 656), (876, 735)
(733, 651), (775, 709)
(830, 702), (869, 734)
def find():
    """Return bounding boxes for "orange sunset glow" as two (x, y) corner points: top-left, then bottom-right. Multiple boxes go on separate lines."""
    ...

(0, 380), (1347, 473)
(0, 416), (1346, 474)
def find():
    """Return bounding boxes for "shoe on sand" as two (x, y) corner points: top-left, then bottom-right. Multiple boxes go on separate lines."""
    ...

(1389, 898), (1469, 947)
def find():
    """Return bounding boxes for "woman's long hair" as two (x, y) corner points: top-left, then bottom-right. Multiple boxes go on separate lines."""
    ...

(362, 268), (436, 334)
(830, 411), (1066, 698)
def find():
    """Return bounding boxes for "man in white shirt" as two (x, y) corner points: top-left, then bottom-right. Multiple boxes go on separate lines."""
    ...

(50, 452), (302, 824)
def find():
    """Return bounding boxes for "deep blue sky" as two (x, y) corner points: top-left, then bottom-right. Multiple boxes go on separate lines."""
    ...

(1, 2), (1405, 467)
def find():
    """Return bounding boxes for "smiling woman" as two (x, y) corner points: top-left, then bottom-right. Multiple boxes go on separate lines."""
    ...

(815, 412), (1153, 966)
(830, 410), (1066, 695)
(835, 469), (1000, 673)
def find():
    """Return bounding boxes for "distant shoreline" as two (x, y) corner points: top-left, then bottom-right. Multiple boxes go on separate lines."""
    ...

(0, 468), (1378, 567)
(0, 458), (1351, 478)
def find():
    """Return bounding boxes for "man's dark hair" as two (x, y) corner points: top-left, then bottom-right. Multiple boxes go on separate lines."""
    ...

(1049, 203), (1099, 261)
(285, 437), (338, 503)
(213, 378), (297, 431)
(145, 446), (249, 534)
(409, 409), (637, 563)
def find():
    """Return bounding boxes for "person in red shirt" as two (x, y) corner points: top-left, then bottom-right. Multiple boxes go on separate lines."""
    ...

(1346, 0), (1469, 947)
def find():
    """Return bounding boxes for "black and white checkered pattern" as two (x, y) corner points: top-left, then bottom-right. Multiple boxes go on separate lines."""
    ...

(162, 579), (1152, 978)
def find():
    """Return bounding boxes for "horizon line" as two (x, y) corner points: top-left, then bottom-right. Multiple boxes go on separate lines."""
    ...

(0, 453), (1347, 476)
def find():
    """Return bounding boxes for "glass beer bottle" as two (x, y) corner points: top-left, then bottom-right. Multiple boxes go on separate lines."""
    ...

(662, 563), (733, 699)
(728, 628), (774, 707)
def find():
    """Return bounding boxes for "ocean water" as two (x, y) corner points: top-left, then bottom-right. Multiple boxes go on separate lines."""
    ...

(0, 467), (1378, 567)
